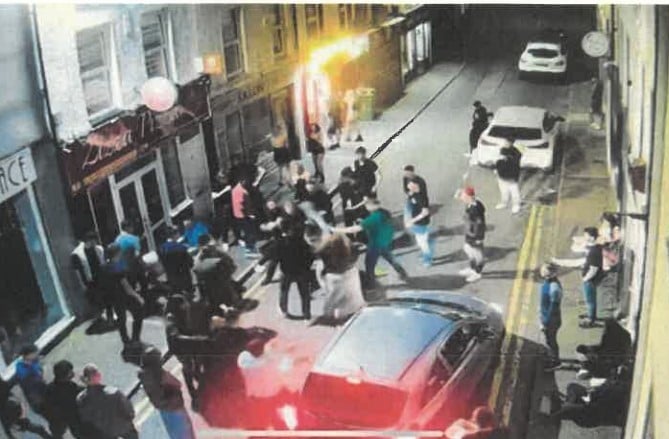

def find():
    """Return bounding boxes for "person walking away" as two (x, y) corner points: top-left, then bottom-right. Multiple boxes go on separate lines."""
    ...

(334, 198), (409, 285)
(469, 101), (489, 154)
(539, 263), (563, 371)
(304, 179), (334, 225)
(71, 231), (114, 325)
(271, 123), (292, 187)
(316, 233), (365, 320)
(139, 346), (195, 439)
(77, 364), (137, 439)
(276, 221), (315, 320)
(115, 220), (148, 299)
(343, 89), (363, 142)
(159, 226), (194, 297)
(404, 178), (434, 267)
(43, 360), (85, 439)
(115, 220), (141, 262)
(232, 176), (261, 258)
(193, 234), (241, 312)
(352, 146), (380, 197)
(1, 377), (52, 438)
(402, 165), (429, 203)
(307, 124), (326, 183)
(100, 244), (145, 348)
(15, 344), (47, 415)
(580, 227), (603, 328)
(494, 143), (522, 214)
(459, 186), (486, 282)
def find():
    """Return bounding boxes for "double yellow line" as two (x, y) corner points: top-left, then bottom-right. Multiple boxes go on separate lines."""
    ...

(488, 205), (546, 424)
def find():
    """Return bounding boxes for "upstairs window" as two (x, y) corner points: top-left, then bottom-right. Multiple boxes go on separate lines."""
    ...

(272, 5), (286, 56)
(223, 8), (244, 78)
(338, 4), (352, 29)
(76, 26), (114, 117)
(305, 4), (323, 39)
(141, 10), (173, 79)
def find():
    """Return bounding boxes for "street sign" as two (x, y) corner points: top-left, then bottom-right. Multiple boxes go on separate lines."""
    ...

(582, 31), (610, 58)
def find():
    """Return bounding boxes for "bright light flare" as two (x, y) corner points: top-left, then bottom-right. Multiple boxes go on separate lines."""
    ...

(278, 405), (299, 430)
(141, 77), (178, 112)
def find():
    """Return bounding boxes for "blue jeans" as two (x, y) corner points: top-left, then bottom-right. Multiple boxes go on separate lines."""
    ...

(410, 224), (434, 264)
(583, 281), (597, 322)
(160, 409), (195, 439)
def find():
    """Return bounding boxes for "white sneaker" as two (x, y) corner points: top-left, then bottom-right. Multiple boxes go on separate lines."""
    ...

(459, 267), (474, 276)
(511, 206), (521, 214)
(466, 272), (482, 283)
(495, 203), (507, 210)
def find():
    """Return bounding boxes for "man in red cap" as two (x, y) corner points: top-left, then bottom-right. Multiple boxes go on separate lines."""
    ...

(459, 186), (486, 282)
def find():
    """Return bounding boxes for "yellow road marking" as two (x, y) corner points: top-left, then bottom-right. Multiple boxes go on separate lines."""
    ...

(501, 206), (545, 425)
(488, 205), (539, 409)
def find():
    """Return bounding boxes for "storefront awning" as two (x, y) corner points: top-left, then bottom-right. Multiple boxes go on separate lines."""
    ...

(60, 75), (211, 195)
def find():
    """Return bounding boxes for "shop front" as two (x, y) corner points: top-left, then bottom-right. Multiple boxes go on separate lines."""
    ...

(401, 7), (433, 84)
(0, 147), (73, 373)
(61, 76), (212, 252)
(295, 34), (370, 149)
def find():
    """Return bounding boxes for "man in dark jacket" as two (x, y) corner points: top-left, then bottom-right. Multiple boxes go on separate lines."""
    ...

(459, 186), (486, 283)
(470, 101), (489, 153)
(352, 146), (379, 197)
(338, 167), (367, 229)
(402, 165), (429, 204)
(44, 360), (85, 438)
(494, 143), (522, 214)
(77, 364), (137, 439)
(159, 226), (194, 297)
(304, 179), (334, 225)
(277, 222), (315, 320)
(1, 378), (52, 439)
(193, 234), (240, 312)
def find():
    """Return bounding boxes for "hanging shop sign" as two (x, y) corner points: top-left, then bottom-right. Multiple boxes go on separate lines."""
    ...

(61, 75), (211, 194)
(0, 147), (37, 204)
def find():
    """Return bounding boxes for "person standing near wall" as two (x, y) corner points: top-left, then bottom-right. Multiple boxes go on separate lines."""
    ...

(580, 227), (603, 328)
(539, 263), (563, 371)
(71, 231), (114, 326)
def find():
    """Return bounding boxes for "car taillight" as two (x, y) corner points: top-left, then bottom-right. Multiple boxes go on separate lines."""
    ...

(531, 142), (549, 149)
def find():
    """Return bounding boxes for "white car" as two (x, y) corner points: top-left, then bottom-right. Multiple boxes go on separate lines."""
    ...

(518, 40), (567, 77)
(475, 106), (563, 171)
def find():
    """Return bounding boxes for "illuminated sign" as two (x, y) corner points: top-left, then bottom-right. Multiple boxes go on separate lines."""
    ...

(0, 147), (37, 204)
(203, 53), (224, 75)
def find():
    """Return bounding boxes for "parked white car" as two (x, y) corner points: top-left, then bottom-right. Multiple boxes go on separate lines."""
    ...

(518, 39), (567, 78)
(475, 106), (564, 171)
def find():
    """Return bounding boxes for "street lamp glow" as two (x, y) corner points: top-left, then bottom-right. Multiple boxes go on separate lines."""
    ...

(141, 77), (178, 112)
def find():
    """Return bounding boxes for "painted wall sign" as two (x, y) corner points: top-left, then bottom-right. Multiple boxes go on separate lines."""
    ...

(0, 147), (37, 204)
(61, 75), (211, 194)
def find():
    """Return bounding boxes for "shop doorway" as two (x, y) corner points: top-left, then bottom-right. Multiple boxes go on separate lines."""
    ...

(111, 162), (170, 253)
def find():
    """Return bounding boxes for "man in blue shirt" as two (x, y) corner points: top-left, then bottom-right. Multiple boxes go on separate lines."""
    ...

(159, 226), (194, 296)
(539, 262), (563, 371)
(115, 220), (141, 259)
(182, 220), (210, 249)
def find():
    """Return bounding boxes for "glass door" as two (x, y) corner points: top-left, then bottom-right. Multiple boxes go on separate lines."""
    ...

(112, 165), (169, 252)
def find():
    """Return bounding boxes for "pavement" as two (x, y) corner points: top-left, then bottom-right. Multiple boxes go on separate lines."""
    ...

(12, 7), (616, 438)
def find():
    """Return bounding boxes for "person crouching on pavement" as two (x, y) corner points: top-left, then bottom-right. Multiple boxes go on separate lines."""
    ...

(494, 141), (522, 214)
(459, 186), (486, 283)
(539, 262), (563, 371)
(404, 177), (434, 267)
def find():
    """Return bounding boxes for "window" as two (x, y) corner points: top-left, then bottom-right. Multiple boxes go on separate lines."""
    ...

(242, 98), (271, 147)
(160, 139), (187, 209)
(488, 125), (543, 141)
(141, 10), (172, 79)
(422, 355), (451, 405)
(76, 27), (114, 116)
(222, 8), (244, 78)
(338, 4), (352, 29)
(272, 5), (286, 56)
(226, 111), (244, 162)
(440, 327), (475, 369)
(305, 4), (323, 39)
(353, 4), (369, 27)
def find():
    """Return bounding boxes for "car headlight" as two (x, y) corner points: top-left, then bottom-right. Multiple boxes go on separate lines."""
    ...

(555, 60), (565, 66)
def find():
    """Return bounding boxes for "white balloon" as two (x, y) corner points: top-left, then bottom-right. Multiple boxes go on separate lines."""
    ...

(141, 77), (178, 112)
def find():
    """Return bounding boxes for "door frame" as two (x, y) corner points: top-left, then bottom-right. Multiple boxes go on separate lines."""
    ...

(109, 153), (171, 252)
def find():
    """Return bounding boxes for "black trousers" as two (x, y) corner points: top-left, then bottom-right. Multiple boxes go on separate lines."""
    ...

(279, 273), (312, 319)
(113, 298), (144, 344)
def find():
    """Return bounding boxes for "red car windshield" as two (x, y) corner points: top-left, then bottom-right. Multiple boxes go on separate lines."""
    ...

(302, 372), (408, 428)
